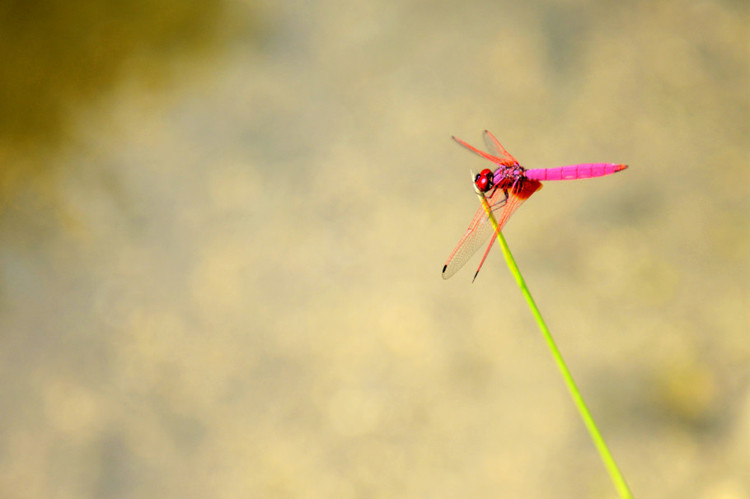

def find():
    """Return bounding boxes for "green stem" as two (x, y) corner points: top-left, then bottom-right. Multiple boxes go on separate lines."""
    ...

(475, 188), (633, 499)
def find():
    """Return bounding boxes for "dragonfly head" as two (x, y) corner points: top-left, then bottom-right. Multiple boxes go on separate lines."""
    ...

(474, 169), (495, 193)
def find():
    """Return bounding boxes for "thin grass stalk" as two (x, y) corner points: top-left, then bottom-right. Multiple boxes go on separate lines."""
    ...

(474, 185), (633, 499)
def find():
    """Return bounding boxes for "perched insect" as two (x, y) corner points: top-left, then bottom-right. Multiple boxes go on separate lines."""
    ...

(443, 131), (627, 281)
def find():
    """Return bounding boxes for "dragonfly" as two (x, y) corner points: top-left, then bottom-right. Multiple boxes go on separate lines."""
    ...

(443, 130), (627, 281)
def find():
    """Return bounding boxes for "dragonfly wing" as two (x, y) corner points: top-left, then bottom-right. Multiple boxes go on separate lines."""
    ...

(442, 189), (506, 280)
(482, 130), (519, 166)
(442, 179), (542, 280)
(452, 135), (514, 166)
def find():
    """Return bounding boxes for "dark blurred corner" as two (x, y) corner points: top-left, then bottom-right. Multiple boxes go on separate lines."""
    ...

(0, 0), (254, 208)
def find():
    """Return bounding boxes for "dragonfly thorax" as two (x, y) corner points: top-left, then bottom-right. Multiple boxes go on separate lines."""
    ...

(480, 165), (527, 193)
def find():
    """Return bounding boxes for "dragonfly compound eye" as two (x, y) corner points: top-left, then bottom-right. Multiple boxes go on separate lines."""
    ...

(475, 169), (494, 192)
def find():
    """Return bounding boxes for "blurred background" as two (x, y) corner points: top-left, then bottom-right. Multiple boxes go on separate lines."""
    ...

(0, 0), (747, 497)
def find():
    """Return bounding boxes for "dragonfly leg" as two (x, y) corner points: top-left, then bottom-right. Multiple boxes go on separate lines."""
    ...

(490, 189), (509, 210)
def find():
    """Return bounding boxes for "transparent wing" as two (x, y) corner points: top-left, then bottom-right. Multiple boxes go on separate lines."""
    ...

(442, 187), (508, 279)
(453, 133), (517, 167)
(482, 130), (519, 166)
(442, 180), (542, 280)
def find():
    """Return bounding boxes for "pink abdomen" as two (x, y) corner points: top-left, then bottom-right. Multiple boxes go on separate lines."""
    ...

(525, 163), (627, 181)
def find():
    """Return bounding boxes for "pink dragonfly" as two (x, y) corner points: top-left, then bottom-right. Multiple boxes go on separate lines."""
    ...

(443, 130), (627, 281)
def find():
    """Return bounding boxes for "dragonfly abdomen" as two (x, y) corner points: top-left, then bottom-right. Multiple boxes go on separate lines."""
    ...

(525, 163), (627, 181)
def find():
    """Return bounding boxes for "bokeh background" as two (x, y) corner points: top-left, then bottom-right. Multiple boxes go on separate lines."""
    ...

(0, 0), (747, 497)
